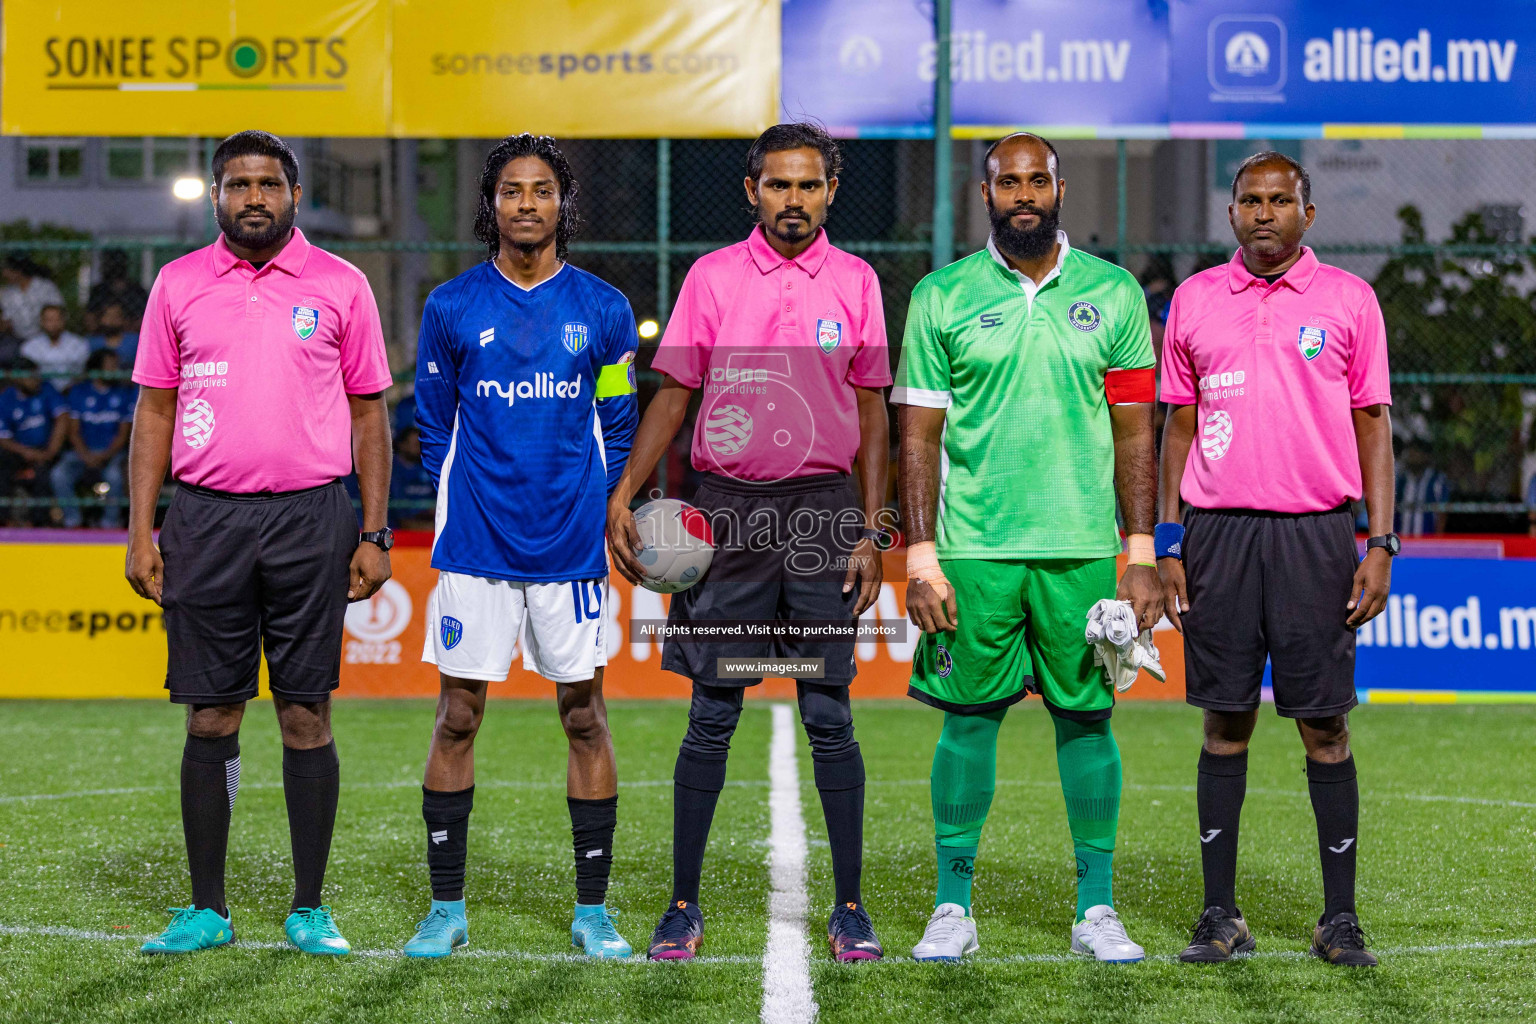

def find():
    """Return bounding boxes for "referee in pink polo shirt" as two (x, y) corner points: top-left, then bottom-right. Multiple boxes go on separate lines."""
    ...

(1156, 152), (1396, 968)
(124, 131), (395, 957)
(607, 123), (891, 962)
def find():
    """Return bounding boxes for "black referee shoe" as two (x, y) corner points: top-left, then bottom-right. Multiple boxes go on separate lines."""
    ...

(1311, 912), (1378, 967)
(1179, 906), (1256, 963)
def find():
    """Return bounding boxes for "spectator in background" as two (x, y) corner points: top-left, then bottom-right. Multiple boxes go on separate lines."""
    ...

(88, 301), (139, 369)
(1525, 469), (1536, 538)
(53, 349), (132, 528)
(22, 305), (90, 379)
(0, 311), (23, 369)
(0, 357), (69, 526)
(390, 424), (436, 531)
(1, 257), (65, 338)
(86, 248), (150, 330)
(1396, 439), (1450, 536)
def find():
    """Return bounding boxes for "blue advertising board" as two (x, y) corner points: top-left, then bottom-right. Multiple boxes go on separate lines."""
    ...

(1169, 1), (1536, 128)
(781, 0), (1169, 135)
(1354, 558), (1536, 702)
(781, 0), (1536, 136)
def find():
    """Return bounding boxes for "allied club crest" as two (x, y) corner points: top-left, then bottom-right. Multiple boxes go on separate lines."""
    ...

(440, 615), (463, 651)
(1298, 325), (1327, 361)
(1068, 301), (1101, 332)
(562, 321), (590, 357)
(816, 318), (842, 353)
(292, 306), (319, 340)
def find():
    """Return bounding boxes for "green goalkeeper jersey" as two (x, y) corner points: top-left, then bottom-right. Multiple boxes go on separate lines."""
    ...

(893, 234), (1155, 560)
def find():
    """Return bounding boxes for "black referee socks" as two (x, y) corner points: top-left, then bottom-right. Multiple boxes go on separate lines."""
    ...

(1197, 748), (1247, 916)
(569, 795), (618, 906)
(1307, 755), (1360, 919)
(182, 732), (240, 915)
(283, 740), (340, 912)
(422, 785), (475, 902)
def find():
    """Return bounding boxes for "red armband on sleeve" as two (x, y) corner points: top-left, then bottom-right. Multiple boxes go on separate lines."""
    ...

(1105, 367), (1156, 405)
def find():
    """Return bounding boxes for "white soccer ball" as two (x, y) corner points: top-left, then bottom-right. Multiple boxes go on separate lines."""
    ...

(631, 498), (715, 594)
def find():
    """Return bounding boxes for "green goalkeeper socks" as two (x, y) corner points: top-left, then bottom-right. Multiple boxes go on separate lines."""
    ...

(1053, 715), (1122, 921)
(930, 710), (1005, 913)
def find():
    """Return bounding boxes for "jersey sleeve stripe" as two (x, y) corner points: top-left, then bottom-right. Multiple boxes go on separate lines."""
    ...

(890, 386), (951, 408)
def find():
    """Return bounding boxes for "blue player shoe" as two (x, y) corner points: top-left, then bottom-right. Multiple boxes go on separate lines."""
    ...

(404, 899), (470, 958)
(571, 904), (632, 959)
(140, 906), (234, 954)
(284, 905), (351, 956)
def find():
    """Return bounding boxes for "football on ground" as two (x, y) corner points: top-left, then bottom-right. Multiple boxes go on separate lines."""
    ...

(632, 497), (715, 592)
(2, 700), (1533, 1024)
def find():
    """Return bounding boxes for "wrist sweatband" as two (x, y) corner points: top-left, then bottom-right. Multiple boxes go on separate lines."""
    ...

(1154, 522), (1185, 560)
(1127, 533), (1155, 567)
(906, 541), (951, 600)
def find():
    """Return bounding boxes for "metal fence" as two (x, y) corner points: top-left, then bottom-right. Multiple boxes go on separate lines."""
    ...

(5, 135), (1536, 529)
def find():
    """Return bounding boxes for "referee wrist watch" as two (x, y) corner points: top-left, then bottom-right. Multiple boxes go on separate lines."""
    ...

(1366, 533), (1401, 557)
(360, 527), (395, 552)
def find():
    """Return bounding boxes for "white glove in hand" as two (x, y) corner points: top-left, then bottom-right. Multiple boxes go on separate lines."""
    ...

(1084, 599), (1165, 693)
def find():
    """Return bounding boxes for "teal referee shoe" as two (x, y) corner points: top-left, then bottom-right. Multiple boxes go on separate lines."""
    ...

(571, 904), (632, 959)
(284, 906), (351, 956)
(404, 899), (469, 958)
(140, 906), (234, 954)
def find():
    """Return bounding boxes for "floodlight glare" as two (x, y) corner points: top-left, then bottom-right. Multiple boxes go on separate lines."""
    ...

(172, 176), (205, 202)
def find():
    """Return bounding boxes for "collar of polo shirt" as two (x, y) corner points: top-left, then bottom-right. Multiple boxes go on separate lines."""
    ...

(747, 224), (831, 277)
(986, 229), (1071, 305)
(1226, 245), (1320, 294)
(210, 227), (312, 278)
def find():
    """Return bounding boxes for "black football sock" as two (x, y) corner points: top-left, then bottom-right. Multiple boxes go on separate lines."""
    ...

(282, 740), (340, 912)
(1307, 756), (1359, 919)
(671, 752), (728, 906)
(423, 785), (474, 902)
(1197, 748), (1247, 916)
(181, 733), (240, 915)
(813, 749), (866, 906)
(569, 795), (618, 906)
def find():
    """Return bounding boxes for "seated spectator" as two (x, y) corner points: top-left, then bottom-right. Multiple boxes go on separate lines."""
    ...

(53, 349), (132, 528)
(21, 304), (90, 380)
(0, 311), (22, 370)
(88, 301), (139, 370)
(1396, 439), (1450, 536)
(86, 248), (150, 331)
(0, 358), (69, 526)
(391, 423), (436, 530)
(0, 257), (65, 338)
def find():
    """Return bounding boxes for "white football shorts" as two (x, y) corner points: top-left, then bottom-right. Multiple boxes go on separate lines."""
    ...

(423, 571), (608, 683)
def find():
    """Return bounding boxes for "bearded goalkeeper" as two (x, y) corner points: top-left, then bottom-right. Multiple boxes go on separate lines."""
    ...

(893, 133), (1162, 963)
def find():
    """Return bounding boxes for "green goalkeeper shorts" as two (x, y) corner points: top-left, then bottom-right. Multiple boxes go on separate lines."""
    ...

(908, 556), (1118, 721)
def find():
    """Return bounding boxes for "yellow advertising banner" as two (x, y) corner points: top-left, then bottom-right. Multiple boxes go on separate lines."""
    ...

(388, 0), (779, 138)
(2, 0), (780, 138)
(0, 0), (391, 136)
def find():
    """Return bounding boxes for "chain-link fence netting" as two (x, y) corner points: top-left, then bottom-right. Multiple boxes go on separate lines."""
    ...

(3, 135), (1534, 531)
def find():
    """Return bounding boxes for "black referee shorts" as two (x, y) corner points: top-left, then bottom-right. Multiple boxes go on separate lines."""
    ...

(1182, 504), (1360, 719)
(661, 472), (861, 688)
(160, 479), (357, 705)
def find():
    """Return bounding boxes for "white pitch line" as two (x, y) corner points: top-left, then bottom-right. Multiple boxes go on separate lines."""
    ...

(761, 703), (817, 1024)
(5, 922), (1533, 967)
(0, 924), (757, 964)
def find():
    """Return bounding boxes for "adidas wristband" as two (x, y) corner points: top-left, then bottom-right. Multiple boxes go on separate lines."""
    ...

(1154, 522), (1185, 560)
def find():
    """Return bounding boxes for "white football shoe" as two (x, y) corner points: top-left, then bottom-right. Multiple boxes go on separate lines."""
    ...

(1070, 905), (1145, 963)
(912, 903), (979, 962)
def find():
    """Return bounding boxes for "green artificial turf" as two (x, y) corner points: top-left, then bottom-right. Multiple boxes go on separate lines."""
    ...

(1, 700), (1532, 1023)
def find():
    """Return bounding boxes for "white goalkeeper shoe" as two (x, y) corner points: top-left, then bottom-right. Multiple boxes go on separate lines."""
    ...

(1070, 905), (1145, 963)
(912, 903), (979, 962)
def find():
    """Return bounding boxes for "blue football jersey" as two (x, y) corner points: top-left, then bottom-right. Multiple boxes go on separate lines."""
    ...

(67, 383), (133, 451)
(414, 261), (639, 583)
(0, 383), (67, 448)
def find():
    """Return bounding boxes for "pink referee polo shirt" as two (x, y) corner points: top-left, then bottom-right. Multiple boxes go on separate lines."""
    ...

(134, 229), (393, 494)
(652, 226), (891, 483)
(1160, 247), (1391, 513)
